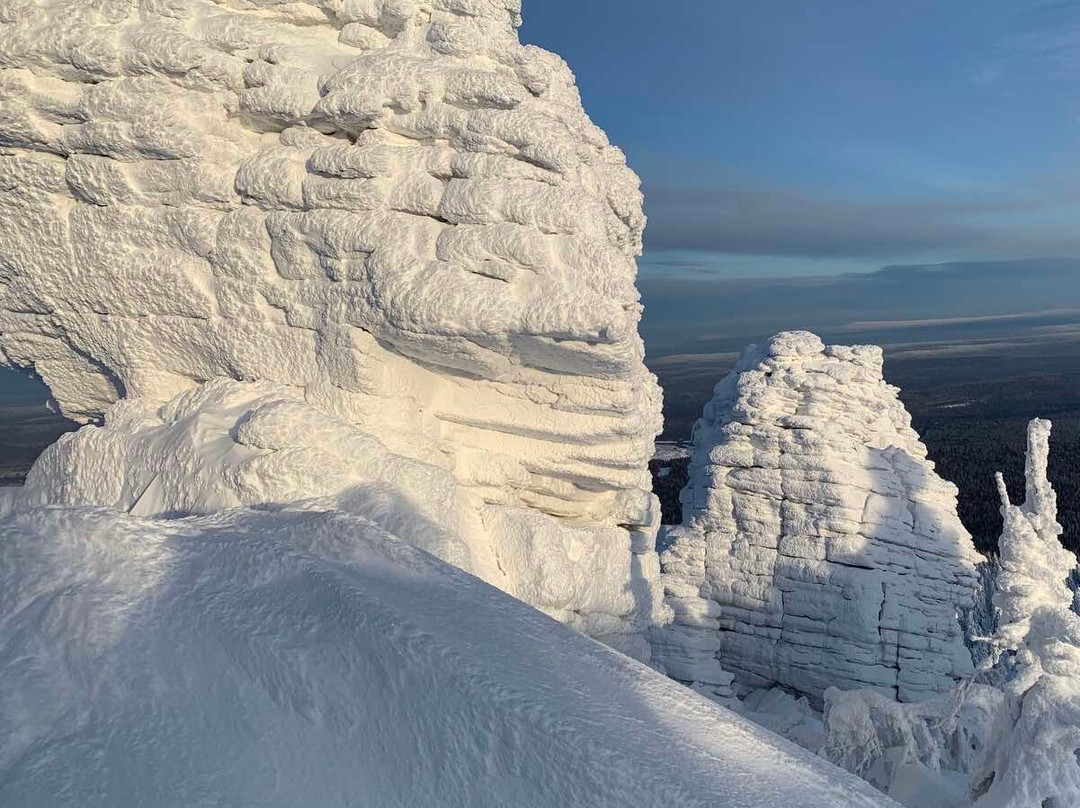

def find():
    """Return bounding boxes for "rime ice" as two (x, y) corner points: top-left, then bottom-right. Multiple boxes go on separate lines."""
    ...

(0, 0), (666, 649)
(653, 332), (982, 703)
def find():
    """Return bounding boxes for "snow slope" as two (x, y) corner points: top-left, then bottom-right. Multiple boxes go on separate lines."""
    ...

(0, 503), (895, 808)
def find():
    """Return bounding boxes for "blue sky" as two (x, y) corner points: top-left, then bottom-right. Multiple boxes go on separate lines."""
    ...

(520, 1), (1080, 278)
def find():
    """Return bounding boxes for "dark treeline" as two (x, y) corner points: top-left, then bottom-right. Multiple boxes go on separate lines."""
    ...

(650, 459), (690, 526)
(901, 369), (1080, 557)
(913, 416), (1080, 556)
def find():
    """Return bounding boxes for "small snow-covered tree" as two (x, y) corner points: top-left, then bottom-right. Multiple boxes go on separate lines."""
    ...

(973, 419), (1080, 808)
(990, 419), (1073, 653)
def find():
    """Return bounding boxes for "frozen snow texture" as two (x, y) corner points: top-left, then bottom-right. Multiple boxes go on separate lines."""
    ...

(818, 684), (1007, 808)
(0, 0), (665, 643)
(971, 419), (1080, 808)
(0, 504), (897, 808)
(991, 419), (1072, 652)
(652, 332), (981, 702)
(8, 377), (664, 645)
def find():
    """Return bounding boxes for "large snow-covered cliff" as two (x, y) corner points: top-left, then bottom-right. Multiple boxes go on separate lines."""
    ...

(653, 332), (982, 703)
(0, 0), (665, 648)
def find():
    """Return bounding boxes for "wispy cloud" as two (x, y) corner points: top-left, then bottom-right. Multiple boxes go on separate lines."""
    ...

(978, 0), (1080, 83)
(830, 142), (1000, 194)
(836, 308), (1080, 333)
(643, 183), (1080, 260)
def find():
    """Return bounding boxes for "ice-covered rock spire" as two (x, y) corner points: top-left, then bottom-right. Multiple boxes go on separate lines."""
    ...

(651, 332), (982, 703)
(992, 419), (1073, 651)
(0, 0), (666, 652)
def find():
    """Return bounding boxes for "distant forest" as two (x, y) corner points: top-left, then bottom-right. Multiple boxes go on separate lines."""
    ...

(901, 366), (1080, 556)
(916, 417), (1080, 556)
(908, 420), (1080, 557)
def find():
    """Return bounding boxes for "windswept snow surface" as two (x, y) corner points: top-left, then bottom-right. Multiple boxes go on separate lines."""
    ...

(9, 378), (664, 653)
(0, 504), (894, 808)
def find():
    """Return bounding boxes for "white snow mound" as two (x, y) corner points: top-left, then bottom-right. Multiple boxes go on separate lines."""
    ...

(973, 419), (1080, 808)
(0, 504), (895, 808)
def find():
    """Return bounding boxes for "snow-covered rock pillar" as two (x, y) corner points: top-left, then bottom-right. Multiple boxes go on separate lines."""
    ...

(651, 332), (981, 702)
(0, 0), (666, 653)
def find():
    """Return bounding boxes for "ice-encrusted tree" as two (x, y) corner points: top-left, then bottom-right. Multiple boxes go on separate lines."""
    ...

(990, 419), (1073, 653)
(972, 419), (1080, 808)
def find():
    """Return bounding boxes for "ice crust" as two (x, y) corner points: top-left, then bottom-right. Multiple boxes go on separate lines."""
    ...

(652, 332), (982, 703)
(0, 0), (665, 643)
(0, 504), (897, 808)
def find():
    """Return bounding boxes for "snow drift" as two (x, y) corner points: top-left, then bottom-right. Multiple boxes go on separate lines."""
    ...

(0, 0), (665, 648)
(0, 503), (895, 808)
(653, 332), (982, 703)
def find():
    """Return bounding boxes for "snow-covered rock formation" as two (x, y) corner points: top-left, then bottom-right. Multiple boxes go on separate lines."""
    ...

(652, 332), (981, 702)
(0, 0), (665, 649)
(0, 503), (897, 808)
